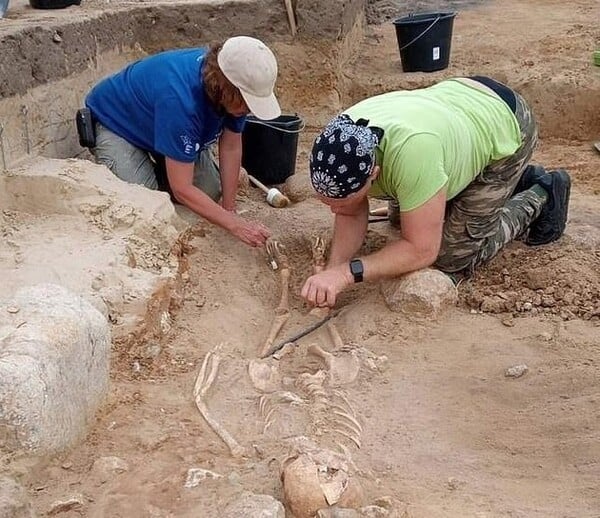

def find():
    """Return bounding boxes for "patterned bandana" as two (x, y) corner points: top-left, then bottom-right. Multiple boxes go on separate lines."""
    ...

(309, 114), (384, 198)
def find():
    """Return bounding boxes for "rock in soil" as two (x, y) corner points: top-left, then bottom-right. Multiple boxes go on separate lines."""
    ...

(222, 491), (285, 518)
(505, 364), (529, 378)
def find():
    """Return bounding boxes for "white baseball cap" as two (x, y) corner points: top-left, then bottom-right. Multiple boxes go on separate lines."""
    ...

(217, 36), (281, 120)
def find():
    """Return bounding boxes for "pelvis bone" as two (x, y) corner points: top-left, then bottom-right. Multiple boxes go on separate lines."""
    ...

(307, 344), (360, 387)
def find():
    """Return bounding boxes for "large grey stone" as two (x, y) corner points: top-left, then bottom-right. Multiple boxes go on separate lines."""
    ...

(0, 158), (187, 345)
(0, 476), (37, 518)
(381, 268), (458, 315)
(0, 284), (110, 454)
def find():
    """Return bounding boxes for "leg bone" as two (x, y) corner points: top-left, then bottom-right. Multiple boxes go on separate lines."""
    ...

(195, 398), (247, 457)
(194, 346), (221, 400)
(260, 240), (291, 357)
(194, 349), (247, 457)
(311, 235), (327, 274)
(259, 313), (290, 358)
(327, 321), (345, 349)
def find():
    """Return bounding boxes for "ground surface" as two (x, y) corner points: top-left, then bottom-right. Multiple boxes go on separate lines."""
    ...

(2, 0), (600, 516)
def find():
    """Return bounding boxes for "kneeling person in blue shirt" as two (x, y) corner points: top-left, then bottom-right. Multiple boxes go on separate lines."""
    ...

(85, 36), (281, 247)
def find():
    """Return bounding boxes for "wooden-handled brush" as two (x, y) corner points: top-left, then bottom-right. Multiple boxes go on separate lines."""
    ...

(248, 174), (291, 208)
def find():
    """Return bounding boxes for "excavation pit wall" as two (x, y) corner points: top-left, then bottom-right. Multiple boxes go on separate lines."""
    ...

(0, 0), (366, 165)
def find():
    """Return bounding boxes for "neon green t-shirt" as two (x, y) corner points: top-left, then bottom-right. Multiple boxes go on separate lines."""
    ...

(343, 79), (522, 212)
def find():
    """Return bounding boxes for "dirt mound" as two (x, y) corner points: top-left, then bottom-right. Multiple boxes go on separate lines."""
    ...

(461, 238), (600, 321)
(365, 0), (491, 24)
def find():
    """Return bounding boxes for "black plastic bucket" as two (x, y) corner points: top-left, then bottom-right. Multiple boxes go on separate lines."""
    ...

(241, 114), (304, 185)
(393, 12), (457, 73)
(29, 0), (80, 7)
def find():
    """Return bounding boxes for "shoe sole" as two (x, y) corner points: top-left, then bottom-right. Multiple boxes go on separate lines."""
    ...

(526, 169), (571, 246)
(550, 169), (571, 236)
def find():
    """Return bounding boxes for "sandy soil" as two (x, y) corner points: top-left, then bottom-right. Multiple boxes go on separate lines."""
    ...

(2, 0), (600, 516)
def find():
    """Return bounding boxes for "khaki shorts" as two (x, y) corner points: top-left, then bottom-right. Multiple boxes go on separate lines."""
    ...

(92, 122), (221, 201)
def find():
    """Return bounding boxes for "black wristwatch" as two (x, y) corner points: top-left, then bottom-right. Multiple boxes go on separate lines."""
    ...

(349, 259), (364, 283)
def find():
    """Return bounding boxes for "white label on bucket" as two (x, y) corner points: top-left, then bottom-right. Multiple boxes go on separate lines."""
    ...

(433, 47), (440, 60)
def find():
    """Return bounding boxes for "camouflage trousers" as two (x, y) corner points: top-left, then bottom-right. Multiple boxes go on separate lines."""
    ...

(390, 91), (547, 274)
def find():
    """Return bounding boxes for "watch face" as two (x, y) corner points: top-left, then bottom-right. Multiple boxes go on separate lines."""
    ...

(350, 259), (363, 281)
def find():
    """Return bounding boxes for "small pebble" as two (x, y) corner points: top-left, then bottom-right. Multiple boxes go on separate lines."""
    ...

(447, 477), (464, 490)
(501, 316), (515, 327)
(6, 306), (20, 314)
(184, 467), (222, 488)
(505, 364), (529, 378)
(522, 302), (533, 311)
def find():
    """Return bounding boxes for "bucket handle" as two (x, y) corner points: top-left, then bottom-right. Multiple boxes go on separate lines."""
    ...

(399, 15), (442, 51)
(246, 118), (306, 134)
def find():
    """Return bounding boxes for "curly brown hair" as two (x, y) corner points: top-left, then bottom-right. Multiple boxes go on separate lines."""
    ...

(202, 43), (245, 112)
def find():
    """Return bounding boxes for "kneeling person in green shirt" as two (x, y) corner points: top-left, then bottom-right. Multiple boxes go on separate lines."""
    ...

(302, 76), (571, 308)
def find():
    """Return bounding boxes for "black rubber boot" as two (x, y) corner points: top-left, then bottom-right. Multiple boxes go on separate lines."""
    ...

(526, 169), (571, 246)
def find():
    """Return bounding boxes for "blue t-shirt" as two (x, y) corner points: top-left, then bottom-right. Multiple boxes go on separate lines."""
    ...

(86, 48), (246, 162)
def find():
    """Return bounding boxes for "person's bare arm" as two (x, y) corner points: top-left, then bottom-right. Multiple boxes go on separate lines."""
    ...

(359, 188), (447, 280)
(166, 158), (270, 247)
(218, 129), (242, 212)
(301, 188), (447, 306)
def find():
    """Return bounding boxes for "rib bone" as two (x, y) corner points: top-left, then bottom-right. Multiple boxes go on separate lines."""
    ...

(332, 410), (363, 436)
(334, 427), (362, 449)
(258, 391), (305, 434)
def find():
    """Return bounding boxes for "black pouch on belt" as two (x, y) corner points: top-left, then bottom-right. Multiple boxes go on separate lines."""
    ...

(76, 108), (96, 148)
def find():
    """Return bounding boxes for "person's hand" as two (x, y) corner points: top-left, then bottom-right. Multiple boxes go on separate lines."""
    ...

(301, 266), (353, 308)
(229, 216), (270, 247)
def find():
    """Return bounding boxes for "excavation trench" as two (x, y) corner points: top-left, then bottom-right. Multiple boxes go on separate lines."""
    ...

(1, 0), (600, 516)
